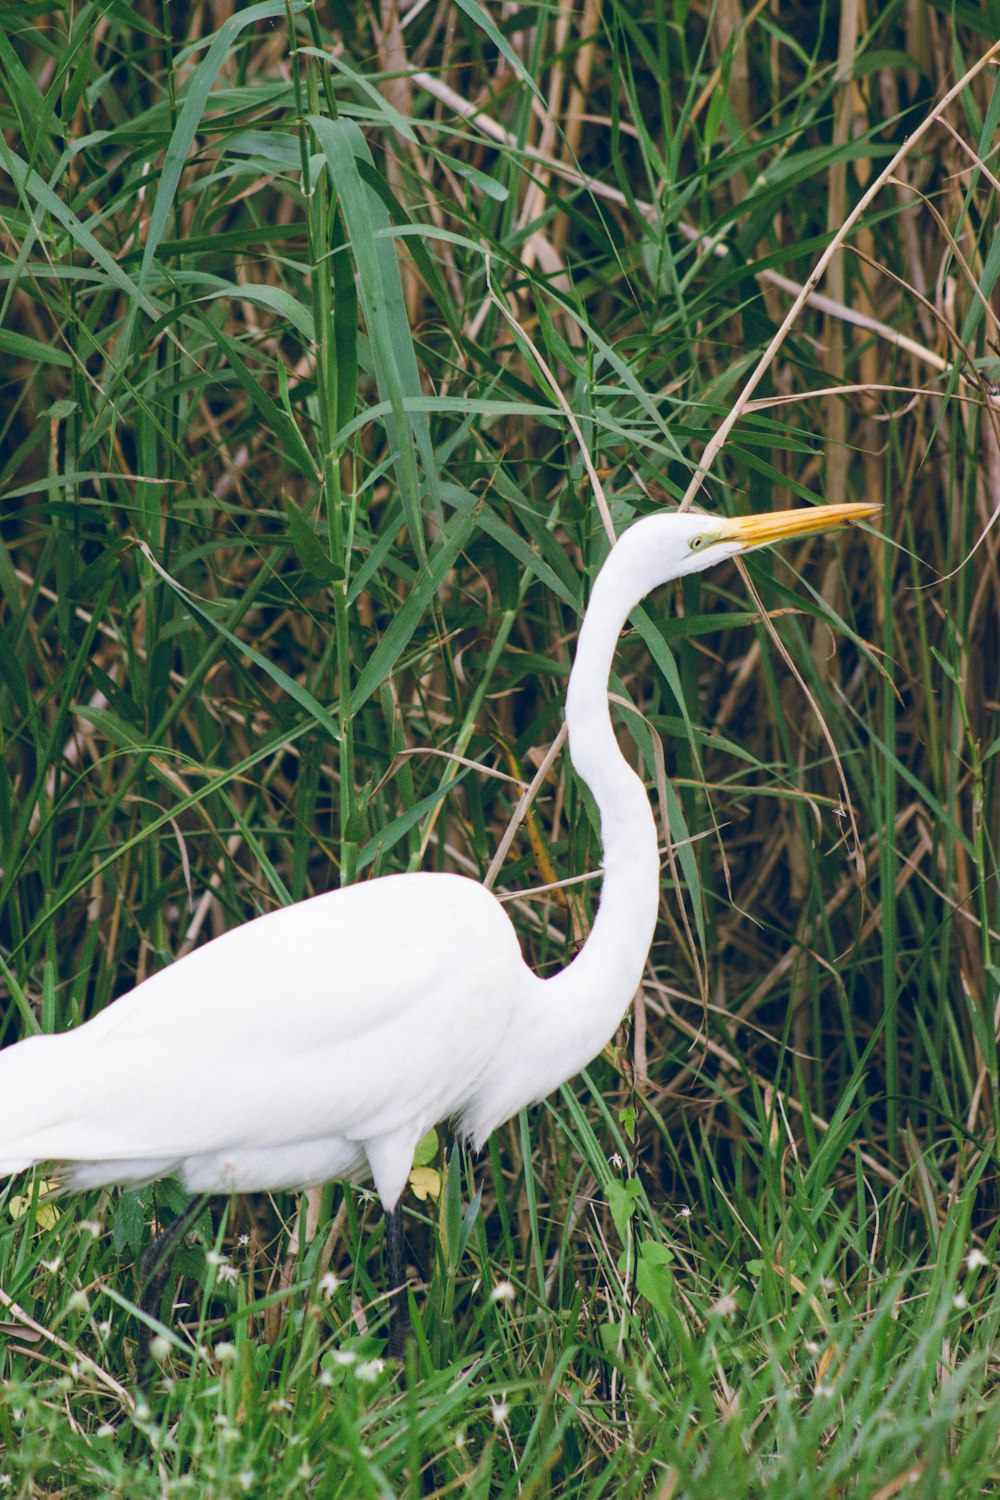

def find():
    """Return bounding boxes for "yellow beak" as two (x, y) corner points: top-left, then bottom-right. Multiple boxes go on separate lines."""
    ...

(717, 501), (881, 548)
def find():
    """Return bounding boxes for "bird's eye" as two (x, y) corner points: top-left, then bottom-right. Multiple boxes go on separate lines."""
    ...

(689, 534), (707, 551)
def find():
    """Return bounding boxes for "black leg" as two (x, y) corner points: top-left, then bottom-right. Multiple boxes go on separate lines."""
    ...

(385, 1201), (409, 1358)
(136, 1194), (209, 1376)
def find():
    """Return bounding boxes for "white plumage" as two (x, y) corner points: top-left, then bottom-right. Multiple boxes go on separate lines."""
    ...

(0, 505), (877, 1214)
(0, 874), (523, 1208)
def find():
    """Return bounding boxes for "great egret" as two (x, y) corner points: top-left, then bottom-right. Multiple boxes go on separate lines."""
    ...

(0, 503), (876, 1346)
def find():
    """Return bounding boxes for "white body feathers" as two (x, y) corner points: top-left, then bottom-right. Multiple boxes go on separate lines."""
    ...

(0, 874), (535, 1209)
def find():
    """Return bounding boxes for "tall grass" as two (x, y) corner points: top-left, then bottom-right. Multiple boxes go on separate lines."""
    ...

(1, 2), (999, 1493)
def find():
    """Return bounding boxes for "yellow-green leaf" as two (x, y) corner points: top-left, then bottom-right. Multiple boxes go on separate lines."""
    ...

(408, 1167), (441, 1202)
(9, 1183), (60, 1230)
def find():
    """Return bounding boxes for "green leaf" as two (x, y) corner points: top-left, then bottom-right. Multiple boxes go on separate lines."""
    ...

(67, 541), (131, 603)
(452, 0), (544, 105)
(282, 495), (344, 583)
(412, 1128), (439, 1168)
(636, 1240), (676, 1318)
(606, 1178), (642, 1243)
(193, 311), (317, 479)
(350, 509), (477, 714)
(309, 114), (437, 553)
(0, 329), (72, 368)
(139, 543), (342, 746)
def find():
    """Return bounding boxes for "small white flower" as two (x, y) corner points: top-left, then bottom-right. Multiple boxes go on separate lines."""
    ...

(215, 1342), (237, 1363)
(297, 1462), (312, 1480)
(95, 1426), (115, 1439)
(40, 1256), (62, 1273)
(318, 1272), (340, 1298)
(966, 1248), (989, 1271)
(490, 1400), (509, 1426)
(804, 1338), (820, 1356)
(97, 1320), (112, 1339)
(217, 1263), (239, 1286)
(238, 1472), (255, 1493)
(206, 1250), (228, 1268)
(356, 1359), (384, 1383)
(80, 1220), (101, 1237)
(66, 1290), (89, 1313)
(331, 1350), (356, 1367)
(491, 1280), (516, 1303)
(237, 1234), (250, 1248)
(953, 1292), (968, 1310)
(678, 1206), (692, 1219)
(710, 1292), (737, 1318)
(609, 1152), (624, 1170)
(149, 1335), (171, 1364)
(318, 1369), (334, 1388)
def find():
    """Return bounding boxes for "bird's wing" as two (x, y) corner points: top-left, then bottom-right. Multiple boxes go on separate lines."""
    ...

(0, 873), (526, 1167)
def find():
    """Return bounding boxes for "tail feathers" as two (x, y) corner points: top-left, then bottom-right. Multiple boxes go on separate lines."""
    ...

(55, 1157), (182, 1191)
(0, 1032), (185, 1188)
(0, 1030), (108, 1177)
(0, 1156), (33, 1176)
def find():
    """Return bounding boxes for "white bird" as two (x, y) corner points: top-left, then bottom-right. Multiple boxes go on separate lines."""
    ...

(0, 503), (875, 1340)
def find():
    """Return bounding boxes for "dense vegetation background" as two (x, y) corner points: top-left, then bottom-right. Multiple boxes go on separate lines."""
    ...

(1, 1), (999, 1493)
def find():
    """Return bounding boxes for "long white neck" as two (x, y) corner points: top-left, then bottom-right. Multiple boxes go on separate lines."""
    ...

(540, 536), (662, 1074)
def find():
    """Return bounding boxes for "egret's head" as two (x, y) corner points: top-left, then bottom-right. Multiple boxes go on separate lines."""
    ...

(618, 502), (881, 590)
